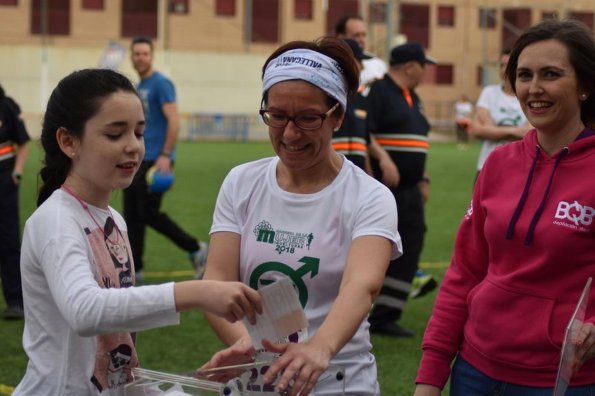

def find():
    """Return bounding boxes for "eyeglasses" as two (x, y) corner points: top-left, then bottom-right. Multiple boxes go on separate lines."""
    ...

(259, 103), (340, 131)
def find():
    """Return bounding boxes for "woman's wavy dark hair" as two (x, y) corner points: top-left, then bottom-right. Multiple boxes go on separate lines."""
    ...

(37, 69), (138, 206)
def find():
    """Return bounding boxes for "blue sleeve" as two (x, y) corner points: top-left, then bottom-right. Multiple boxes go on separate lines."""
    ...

(158, 78), (176, 106)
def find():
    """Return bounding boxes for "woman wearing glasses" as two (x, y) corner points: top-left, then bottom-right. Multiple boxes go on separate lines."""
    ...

(200, 37), (401, 395)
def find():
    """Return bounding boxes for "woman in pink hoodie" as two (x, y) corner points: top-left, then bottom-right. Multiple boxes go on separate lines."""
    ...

(415, 18), (595, 396)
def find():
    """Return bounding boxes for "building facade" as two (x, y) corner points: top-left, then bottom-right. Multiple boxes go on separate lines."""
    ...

(1, 0), (593, 137)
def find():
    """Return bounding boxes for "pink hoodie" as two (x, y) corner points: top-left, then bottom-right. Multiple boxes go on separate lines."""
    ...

(417, 129), (595, 388)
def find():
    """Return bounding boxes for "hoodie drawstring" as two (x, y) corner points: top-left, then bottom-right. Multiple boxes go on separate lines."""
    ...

(523, 147), (569, 245)
(505, 145), (541, 240)
(505, 145), (569, 245)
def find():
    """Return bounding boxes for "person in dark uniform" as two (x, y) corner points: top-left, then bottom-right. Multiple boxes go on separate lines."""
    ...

(0, 85), (30, 319)
(366, 43), (435, 337)
(331, 38), (372, 171)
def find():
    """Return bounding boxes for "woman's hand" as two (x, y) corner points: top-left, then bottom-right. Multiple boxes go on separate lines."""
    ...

(195, 336), (255, 382)
(261, 338), (332, 396)
(574, 322), (595, 373)
(413, 383), (441, 396)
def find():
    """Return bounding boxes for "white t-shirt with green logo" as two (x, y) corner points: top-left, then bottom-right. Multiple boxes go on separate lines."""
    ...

(476, 84), (528, 170)
(211, 156), (401, 394)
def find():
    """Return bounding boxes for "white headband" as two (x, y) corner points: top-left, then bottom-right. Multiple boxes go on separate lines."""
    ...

(262, 49), (348, 111)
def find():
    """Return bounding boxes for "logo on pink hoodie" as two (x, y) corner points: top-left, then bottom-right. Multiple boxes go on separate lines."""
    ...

(554, 200), (594, 231)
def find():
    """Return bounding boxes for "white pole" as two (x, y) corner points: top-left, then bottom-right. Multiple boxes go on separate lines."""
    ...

(386, 0), (396, 60)
(157, 0), (171, 76)
(40, 0), (49, 112)
(244, 0), (252, 52)
(480, 1), (490, 87)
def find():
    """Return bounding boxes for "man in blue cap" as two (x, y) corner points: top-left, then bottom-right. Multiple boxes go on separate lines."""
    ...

(366, 42), (437, 337)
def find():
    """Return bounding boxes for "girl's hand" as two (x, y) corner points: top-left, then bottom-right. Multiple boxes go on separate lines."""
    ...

(174, 280), (262, 324)
(188, 280), (262, 324)
(196, 336), (255, 382)
(261, 338), (331, 396)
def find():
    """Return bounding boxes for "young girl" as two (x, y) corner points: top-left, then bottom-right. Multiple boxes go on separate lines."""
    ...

(13, 69), (262, 395)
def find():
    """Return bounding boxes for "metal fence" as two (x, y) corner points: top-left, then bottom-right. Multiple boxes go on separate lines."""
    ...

(424, 100), (458, 132)
(186, 113), (268, 141)
(184, 102), (459, 142)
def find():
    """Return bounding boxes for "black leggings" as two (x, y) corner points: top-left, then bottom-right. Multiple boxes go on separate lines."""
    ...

(123, 161), (198, 271)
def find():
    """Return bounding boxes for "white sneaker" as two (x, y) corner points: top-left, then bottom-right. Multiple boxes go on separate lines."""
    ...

(191, 241), (209, 279)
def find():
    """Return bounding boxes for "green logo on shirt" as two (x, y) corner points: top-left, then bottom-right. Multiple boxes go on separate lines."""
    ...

(253, 220), (314, 255)
(249, 256), (319, 308)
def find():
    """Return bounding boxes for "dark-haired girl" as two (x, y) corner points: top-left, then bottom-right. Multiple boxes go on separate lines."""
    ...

(14, 68), (262, 395)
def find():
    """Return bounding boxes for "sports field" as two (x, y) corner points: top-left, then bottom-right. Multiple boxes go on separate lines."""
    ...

(0, 139), (480, 395)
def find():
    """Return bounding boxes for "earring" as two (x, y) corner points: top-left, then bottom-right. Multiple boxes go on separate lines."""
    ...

(333, 126), (340, 132)
(580, 93), (588, 100)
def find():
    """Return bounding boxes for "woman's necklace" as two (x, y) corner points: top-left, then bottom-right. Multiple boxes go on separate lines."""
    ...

(60, 184), (120, 245)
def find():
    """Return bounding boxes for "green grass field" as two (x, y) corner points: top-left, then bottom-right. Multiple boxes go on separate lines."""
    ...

(0, 139), (480, 395)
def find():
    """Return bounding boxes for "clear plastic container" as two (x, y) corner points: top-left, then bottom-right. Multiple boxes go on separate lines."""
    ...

(124, 364), (345, 396)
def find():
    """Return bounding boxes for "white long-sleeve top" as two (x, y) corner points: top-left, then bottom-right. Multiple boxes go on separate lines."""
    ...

(14, 189), (179, 396)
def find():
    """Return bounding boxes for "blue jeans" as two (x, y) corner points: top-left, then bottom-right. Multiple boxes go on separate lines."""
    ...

(450, 357), (595, 396)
